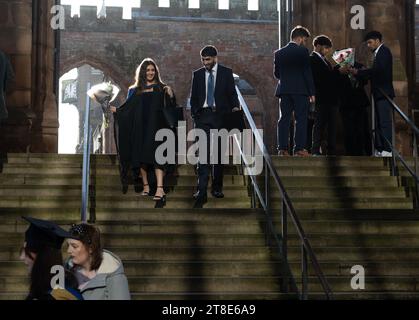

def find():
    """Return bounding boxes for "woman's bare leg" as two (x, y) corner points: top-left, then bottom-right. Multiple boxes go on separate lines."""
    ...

(154, 168), (166, 198)
(140, 167), (150, 194)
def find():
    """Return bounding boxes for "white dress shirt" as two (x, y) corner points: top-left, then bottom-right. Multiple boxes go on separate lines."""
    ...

(203, 63), (218, 109)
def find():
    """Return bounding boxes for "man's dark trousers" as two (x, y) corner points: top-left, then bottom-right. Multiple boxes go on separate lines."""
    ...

(312, 104), (338, 155)
(375, 99), (393, 153)
(278, 94), (310, 153)
(195, 109), (224, 195)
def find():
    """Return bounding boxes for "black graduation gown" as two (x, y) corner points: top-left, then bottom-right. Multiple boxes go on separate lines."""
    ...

(115, 88), (175, 175)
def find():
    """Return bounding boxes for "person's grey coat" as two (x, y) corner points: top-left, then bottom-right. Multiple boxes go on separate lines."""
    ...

(67, 250), (131, 300)
(0, 50), (14, 120)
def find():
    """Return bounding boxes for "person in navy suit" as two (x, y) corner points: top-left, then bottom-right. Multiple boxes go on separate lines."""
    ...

(351, 31), (395, 157)
(310, 35), (347, 156)
(190, 45), (240, 208)
(274, 26), (316, 157)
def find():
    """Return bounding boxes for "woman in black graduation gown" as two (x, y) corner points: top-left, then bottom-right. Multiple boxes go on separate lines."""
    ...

(111, 58), (176, 207)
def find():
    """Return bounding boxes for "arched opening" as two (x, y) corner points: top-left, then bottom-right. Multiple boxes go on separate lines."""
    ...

(58, 64), (121, 154)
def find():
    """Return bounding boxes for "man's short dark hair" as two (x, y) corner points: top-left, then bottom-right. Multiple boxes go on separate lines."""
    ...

(291, 26), (311, 40)
(313, 35), (333, 48)
(200, 45), (218, 57)
(364, 31), (383, 42)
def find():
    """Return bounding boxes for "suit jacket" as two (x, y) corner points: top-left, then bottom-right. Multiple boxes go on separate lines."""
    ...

(0, 51), (14, 120)
(190, 64), (240, 118)
(357, 45), (395, 101)
(274, 42), (315, 97)
(310, 52), (340, 106)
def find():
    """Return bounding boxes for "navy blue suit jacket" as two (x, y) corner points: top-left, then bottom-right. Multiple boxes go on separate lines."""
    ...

(274, 42), (315, 97)
(358, 44), (395, 100)
(190, 64), (240, 117)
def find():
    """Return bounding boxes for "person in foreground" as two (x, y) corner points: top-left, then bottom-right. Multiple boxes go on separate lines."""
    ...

(20, 216), (83, 300)
(66, 223), (131, 300)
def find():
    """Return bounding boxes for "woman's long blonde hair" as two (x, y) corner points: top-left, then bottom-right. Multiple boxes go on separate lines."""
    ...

(130, 58), (166, 93)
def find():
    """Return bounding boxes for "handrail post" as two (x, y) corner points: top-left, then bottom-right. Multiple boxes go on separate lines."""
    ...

(371, 96), (376, 156)
(281, 200), (289, 293)
(81, 83), (92, 223)
(302, 244), (308, 300)
(265, 159), (271, 246)
(390, 107), (398, 177)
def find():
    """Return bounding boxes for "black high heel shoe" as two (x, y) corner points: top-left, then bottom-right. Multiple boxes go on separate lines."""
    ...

(154, 186), (167, 208)
(141, 184), (150, 197)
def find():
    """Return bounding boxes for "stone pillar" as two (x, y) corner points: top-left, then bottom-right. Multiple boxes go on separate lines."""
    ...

(30, 0), (59, 152)
(0, 0), (34, 153)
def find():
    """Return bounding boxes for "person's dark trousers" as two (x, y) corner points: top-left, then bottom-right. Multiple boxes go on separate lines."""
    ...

(375, 99), (393, 153)
(195, 109), (224, 196)
(312, 104), (338, 155)
(277, 94), (310, 153)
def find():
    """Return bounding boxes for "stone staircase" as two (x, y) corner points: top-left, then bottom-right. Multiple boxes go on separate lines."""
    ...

(269, 156), (418, 299)
(0, 154), (417, 299)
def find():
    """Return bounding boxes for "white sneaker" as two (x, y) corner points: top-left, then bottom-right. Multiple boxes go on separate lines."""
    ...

(381, 151), (393, 158)
(374, 150), (382, 157)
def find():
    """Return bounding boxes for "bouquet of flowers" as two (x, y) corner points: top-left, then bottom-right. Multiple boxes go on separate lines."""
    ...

(87, 82), (120, 128)
(333, 48), (356, 84)
(332, 48), (355, 67)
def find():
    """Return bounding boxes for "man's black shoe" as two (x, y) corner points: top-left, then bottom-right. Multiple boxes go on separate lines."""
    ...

(122, 185), (129, 194)
(211, 190), (225, 199)
(193, 194), (208, 209)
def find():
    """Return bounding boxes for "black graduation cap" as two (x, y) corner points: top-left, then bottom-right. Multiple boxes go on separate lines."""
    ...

(22, 217), (79, 252)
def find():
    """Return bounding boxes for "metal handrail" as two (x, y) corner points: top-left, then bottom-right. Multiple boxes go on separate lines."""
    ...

(375, 89), (419, 207)
(235, 86), (333, 300)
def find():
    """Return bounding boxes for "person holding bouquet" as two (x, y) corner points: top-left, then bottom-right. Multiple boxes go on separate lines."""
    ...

(310, 35), (348, 156)
(350, 31), (395, 157)
(111, 58), (177, 207)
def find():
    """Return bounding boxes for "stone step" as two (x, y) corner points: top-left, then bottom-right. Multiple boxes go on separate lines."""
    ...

(2, 164), (394, 177)
(0, 276), (283, 293)
(0, 175), (401, 188)
(0, 174), (247, 187)
(0, 185), (406, 199)
(0, 207), (264, 221)
(0, 207), (416, 222)
(293, 275), (419, 292)
(0, 199), (251, 209)
(270, 198), (412, 210)
(2, 260), (419, 278)
(0, 261), (282, 277)
(0, 246), (273, 261)
(0, 274), (417, 293)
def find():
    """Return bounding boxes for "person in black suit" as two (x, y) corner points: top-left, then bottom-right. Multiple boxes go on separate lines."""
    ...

(339, 62), (372, 156)
(274, 26), (315, 157)
(350, 31), (395, 157)
(190, 45), (240, 208)
(310, 35), (346, 156)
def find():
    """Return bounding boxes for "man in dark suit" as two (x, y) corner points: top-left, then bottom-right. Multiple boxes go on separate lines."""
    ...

(0, 50), (14, 125)
(190, 45), (240, 208)
(310, 35), (344, 156)
(351, 31), (395, 157)
(274, 26), (315, 157)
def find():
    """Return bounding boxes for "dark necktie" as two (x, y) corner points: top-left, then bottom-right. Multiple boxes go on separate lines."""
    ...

(207, 70), (215, 109)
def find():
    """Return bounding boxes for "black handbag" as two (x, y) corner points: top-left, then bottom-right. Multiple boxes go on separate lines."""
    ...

(162, 94), (183, 129)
